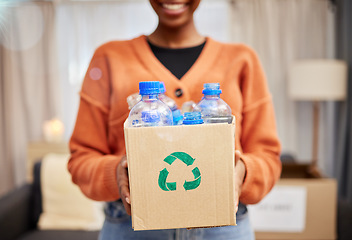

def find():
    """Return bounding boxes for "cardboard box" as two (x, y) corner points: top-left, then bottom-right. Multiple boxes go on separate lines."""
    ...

(249, 174), (337, 240)
(124, 120), (236, 231)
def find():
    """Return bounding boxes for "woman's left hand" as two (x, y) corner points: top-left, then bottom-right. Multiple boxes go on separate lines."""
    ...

(234, 150), (246, 213)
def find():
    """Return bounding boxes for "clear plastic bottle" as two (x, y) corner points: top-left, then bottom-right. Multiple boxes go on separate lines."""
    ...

(194, 83), (232, 124)
(126, 93), (141, 110)
(159, 82), (178, 111)
(172, 109), (183, 125)
(181, 100), (196, 114)
(128, 81), (173, 127)
(140, 110), (162, 127)
(182, 112), (204, 125)
(127, 82), (177, 111)
(158, 81), (185, 126)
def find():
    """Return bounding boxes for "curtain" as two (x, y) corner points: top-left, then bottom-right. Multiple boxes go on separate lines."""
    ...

(0, 2), (60, 196)
(335, 0), (352, 204)
(229, 0), (335, 174)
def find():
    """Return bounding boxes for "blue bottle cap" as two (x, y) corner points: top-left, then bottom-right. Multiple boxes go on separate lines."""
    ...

(183, 112), (204, 125)
(159, 82), (166, 94)
(141, 111), (161, 123)
(139, 81), (160, 95)
(202, 83), (222, 95)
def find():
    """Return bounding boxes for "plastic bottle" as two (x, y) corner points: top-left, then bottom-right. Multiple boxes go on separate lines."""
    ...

(194, 83), (232, 124)
(127, 82), (177, 110)
(128, 81), (173, 127)
(158, 82), (178, 111)
(182, 112), (204, 125)
(126, 93), (141, 110)
(181, 100), (196, 114)
(158, 81), (185, 126)
(172, 109), (183, 125)
(139, 110), (161, 127)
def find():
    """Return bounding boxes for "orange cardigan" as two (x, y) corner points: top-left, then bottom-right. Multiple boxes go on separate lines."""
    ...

(68, 35), (281, 205)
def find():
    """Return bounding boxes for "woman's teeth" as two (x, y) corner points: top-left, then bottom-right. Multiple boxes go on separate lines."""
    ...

(162, 3), (186, 10)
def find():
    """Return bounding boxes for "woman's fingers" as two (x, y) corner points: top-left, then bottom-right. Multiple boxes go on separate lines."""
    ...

(117, 156), (131, 215)
(234, 151), (246, 213)
(235, 150), (241, 164)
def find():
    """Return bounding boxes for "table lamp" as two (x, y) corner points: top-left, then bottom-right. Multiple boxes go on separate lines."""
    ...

(43, 118), (65, 143)
(288, 59), (348, 177)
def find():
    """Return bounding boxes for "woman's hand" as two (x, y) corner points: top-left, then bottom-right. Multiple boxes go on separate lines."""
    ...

(234, 150), (246, 213)
(117, 155), (131, 215)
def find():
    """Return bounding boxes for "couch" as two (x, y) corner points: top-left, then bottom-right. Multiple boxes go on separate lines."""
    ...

(0, 162), (99, 240)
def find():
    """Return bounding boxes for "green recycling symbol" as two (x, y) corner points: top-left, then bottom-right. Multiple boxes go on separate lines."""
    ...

(158, 152), (201, 191)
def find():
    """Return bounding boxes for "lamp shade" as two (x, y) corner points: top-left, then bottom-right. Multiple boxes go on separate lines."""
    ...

(288, 59), (348, 101)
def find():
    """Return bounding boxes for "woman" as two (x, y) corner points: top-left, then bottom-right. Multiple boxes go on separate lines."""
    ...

(68, 0), (281, 239)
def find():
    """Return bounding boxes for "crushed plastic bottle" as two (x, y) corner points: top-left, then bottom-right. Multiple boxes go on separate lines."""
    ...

(194, 83), (232, 124)
(128, 81), (173, 127)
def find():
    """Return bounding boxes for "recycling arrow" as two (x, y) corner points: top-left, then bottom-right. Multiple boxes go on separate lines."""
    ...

(184, 167), (201, 191)
(183, 176), (201, 191)
(191, 167), (201, 178)
(158, 152), (201, 191)
(163, 152), (195, 166)
(158, 168), (176, 191)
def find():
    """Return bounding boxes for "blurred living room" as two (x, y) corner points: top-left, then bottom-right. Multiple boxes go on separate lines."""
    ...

(0, 0), (351, 239)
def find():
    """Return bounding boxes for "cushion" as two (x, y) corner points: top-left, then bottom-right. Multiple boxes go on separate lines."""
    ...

(38, 153), (104, 231)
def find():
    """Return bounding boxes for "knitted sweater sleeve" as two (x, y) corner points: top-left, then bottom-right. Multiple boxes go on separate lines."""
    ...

(68, 48), (121, 201)
(238, 46), (282, 204)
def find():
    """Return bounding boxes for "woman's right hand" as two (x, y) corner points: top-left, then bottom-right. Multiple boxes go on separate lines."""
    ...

(117, 155), (131, 215)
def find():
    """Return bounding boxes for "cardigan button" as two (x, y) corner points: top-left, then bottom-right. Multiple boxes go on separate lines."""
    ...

(175, 88), (183, 98)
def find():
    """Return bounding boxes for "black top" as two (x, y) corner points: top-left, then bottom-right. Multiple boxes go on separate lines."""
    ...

(148, 40), (206, 80)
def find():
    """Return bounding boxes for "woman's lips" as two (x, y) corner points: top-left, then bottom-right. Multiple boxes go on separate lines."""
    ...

(160, 2), (188, 15)
(162, 3), (186, 10)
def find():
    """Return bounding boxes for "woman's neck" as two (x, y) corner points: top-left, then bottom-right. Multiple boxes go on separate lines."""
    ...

(148, 21), (205, 48)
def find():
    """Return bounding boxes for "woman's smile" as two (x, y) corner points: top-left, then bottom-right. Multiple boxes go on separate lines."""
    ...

(160, 2), (188, 15)
(149, 0), (200, 29)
